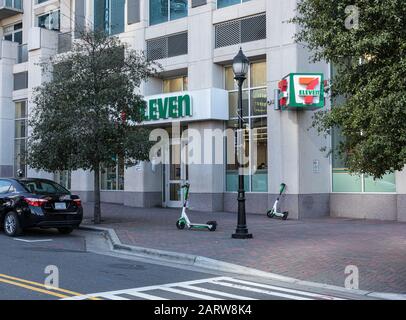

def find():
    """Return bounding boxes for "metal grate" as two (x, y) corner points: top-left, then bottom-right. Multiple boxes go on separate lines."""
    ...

(147, 32), (188, 61)
(215, 13), (266, 48)
(168, 32), (188, 58)
(58, 32), (73, 54)
(13, 71), (28, 90)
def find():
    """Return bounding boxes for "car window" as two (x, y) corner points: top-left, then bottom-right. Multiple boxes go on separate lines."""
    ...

(20, 181), (69, 195)
(0, 180), (12, 194)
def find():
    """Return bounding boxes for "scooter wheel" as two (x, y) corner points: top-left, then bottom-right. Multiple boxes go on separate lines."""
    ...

(207, 221), (217, 232)
(176, 220), (186, 230)
(267, 209), (275, 218)
(282, 212), (289, 220)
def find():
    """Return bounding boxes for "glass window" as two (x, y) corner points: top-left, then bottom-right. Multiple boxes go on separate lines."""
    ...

(250, 88), (267, 116)
(54, 171), (71, 190)
(251, 118), (268, 192)
(217, 0), (251, 9)
(228, 90), (248, 118)
(150, 0), (188, 26)
(250, 61), (267, 87)
(331, 124), (396, 193)
(14, 101), (27, 178)
(170, 0), (188, 21)
(37, 11), (60, 31)
(0, 181), (12, 194)
(110, 0), (125, 35)
(101, 155), (125, 191)
(20, 180), (70, 195)
(163, 76), (188, 93)
(3, 22), (23, 44)
(94, 0), (125, 35)
(225, 60), (268, 192)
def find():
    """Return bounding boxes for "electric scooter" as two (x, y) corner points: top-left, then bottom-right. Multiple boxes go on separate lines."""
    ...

(176, 182), (217, 231)
(267, 183), (289, 220)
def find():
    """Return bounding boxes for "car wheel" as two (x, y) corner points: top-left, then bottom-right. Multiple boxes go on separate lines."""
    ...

(58, 227), (74, 235)
(4, 212), (22, 237)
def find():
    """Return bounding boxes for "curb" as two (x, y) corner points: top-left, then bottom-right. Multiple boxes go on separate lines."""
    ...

(80, 225), (406, 300)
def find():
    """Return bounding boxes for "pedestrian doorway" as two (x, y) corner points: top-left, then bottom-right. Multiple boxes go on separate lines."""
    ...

(162, 127), (188, 208)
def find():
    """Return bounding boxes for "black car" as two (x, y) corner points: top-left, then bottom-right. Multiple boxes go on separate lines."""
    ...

(0, 178), (83, 237)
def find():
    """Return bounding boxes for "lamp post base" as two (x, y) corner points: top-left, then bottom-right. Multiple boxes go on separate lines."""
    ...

(232, 231), (253, 239)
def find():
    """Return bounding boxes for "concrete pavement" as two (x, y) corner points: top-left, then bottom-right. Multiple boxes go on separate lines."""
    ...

(82, 202), (406, 294)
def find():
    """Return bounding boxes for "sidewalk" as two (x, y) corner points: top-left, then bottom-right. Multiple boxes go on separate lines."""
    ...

(82, 202), (406, 294)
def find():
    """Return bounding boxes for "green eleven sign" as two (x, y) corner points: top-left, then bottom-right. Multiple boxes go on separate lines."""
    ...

(143, 94), (192, 121)
(278, 73), (324, 110)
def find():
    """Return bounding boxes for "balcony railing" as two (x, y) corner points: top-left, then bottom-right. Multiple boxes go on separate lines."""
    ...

(58, 32), (72, 54)
(0, 0), (23, 19)
(17, 43), (27, 63)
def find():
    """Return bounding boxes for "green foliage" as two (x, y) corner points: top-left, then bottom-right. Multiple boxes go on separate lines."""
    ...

(292, 0), (406, 178)
(29, 31), (160, 172)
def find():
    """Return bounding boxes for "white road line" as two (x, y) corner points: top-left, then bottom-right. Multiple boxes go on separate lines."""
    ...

(77, 277), (229, 298)
(158, 287), (222, 300)
(178, 285), (256, 300)
(97, 293), (130, 300)
(123, 292), (169, 300)
(210, 280), (313, 300)
(223, 278), (345, 300)
(14, 238), (53, 243)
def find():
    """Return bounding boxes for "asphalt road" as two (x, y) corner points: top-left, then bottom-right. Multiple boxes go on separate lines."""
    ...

(0, 228), (373, 301)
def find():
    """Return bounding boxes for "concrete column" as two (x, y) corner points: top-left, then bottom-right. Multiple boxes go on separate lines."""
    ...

(187, 121), (224, 211)
(26, 27), (58, 180)
(0, 41), (18, 177)
(396, 169), (406, 222)
(266, 0), (330, 219)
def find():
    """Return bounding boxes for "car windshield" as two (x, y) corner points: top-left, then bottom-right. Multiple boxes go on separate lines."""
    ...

(20, 180), (70, 195)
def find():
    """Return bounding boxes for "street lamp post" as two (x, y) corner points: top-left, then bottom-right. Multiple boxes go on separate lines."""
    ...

(232, 48), (252, 239)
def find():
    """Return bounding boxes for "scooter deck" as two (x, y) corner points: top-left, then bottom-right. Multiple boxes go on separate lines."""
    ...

(190, 223), (211, 229)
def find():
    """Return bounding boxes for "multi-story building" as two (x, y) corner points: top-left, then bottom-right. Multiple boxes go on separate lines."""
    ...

(0, 0), (404, 221)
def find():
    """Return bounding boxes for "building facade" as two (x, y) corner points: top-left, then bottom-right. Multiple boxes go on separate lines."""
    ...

(0, 0), (404, 221)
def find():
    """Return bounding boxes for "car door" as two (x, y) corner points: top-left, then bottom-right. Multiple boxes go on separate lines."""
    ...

(0, 180), (12, 217)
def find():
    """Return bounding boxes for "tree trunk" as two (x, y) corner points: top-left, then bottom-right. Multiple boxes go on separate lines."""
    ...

(93, 163), (101, 224)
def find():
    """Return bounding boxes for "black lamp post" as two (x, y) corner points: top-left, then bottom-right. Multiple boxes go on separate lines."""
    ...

(232, 48), (252, 239)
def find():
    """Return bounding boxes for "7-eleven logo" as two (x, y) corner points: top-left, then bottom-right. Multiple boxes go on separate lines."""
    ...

(298, 77), (320, 105)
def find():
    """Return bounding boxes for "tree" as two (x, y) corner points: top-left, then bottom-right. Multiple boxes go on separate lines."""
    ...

(28, 31), (160, 223)
(292, 0), (406, 178)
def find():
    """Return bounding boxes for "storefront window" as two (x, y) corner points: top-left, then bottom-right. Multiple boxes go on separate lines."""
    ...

(54, 171), (71, 190)
(330, 63), (395, 193)
(150, 0), (188, 26)
(101, 155), (125, 191)
(14, 101), (27, 178)
(163, 76), (188, 93)
(225, 61), (268, 192)
(332, 128), (395, 193)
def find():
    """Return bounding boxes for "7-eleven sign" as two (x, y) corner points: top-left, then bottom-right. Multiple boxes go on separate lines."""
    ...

(278, 73), (324, 109)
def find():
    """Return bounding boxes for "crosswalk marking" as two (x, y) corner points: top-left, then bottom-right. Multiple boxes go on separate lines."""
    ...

(97, 293), (130, 300)
(63, 276), (346, 301)
(223, 278), (345, 300)
(210, 280), (313, 300)
(158, 287), (222, 300)
(177, 285), (255, 300)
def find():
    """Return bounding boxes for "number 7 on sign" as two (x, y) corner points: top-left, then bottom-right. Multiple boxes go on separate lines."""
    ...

(299, 77), (319, 105)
